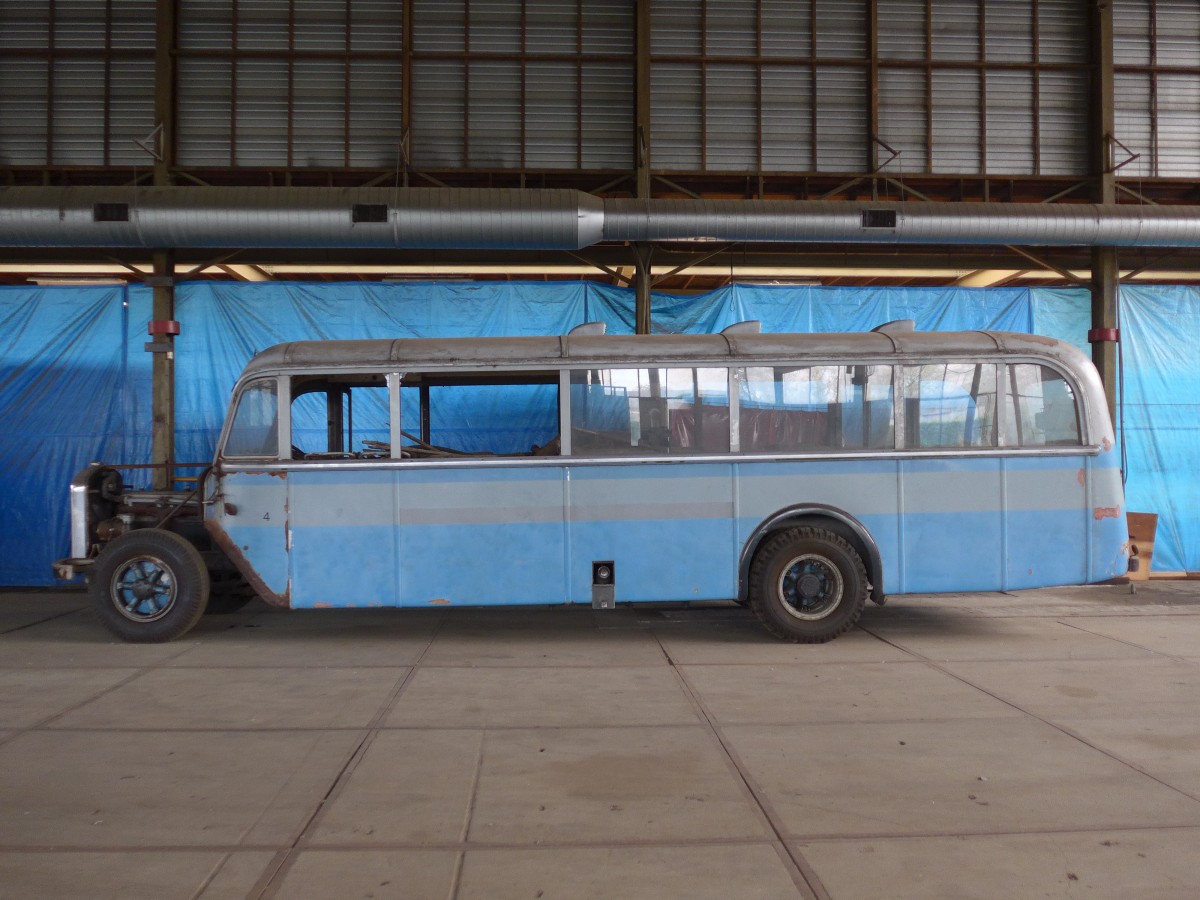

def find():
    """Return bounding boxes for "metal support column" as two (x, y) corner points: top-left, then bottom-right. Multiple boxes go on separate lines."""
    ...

(151, 0), (178, 488)
(1090, 248), (1119, 423)
(632, 0), (654, 332)
(634, 243), (653, 335)
(149, 251), (176, 489)
(1089, 0), (1119, 421)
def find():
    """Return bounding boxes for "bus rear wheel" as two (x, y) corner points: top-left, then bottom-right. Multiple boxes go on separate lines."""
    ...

(748, 526), (867, 643)
(90, 529), (210, 643)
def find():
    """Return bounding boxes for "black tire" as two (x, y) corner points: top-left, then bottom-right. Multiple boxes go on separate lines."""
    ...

(90, 529), (210, 643)
(747, 526), (867, 643)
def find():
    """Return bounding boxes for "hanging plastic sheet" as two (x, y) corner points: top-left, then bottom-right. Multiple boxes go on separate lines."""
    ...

(1, 278), (1195, 585)
(1030, 287), (1091, 353)
(1117, 285), (1200, 572)
(0, 286), (133, 586)
(713, 284), (1036, 334)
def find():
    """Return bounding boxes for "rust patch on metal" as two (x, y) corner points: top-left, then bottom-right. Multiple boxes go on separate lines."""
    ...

(1093, 506), (1120, 520)
(1021, 333), (1059, 346)
(1077, 468), (1086, 486)
(429, 598), (451, 606)
(1102, 437), (1112, 452)
(313, 602), (333, 608)
(204, 518), (291, 608)
(269, 470), (288, 479)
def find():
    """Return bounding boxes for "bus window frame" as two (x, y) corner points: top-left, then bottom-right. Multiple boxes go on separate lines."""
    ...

(218, 376), (286, 462)
(1002, 360), (1085, 449)
(215, 352), (1096, 469)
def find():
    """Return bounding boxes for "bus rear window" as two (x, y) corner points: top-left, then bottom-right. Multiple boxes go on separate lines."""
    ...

(739, 365), (894, 452)
(1006, 364), (1081, 446)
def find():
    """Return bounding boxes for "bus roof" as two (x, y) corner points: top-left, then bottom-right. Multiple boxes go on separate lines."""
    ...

(240, 328), (1090, 378)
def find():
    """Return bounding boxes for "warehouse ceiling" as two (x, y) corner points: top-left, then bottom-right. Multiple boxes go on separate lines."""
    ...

(2, 1), (1199, 290)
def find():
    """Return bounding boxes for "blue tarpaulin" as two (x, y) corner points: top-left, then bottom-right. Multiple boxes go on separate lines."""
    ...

(0, 280), (1194, 585)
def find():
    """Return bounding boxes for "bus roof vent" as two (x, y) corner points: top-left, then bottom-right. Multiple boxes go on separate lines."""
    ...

(568, 321), (607, 336)
(721, 320), (762, 335)
(872, 319), (916, 335)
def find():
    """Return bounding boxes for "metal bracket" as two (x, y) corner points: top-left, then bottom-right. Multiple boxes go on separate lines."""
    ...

(1088, 327), (1120, 343)
(591, 561), (615, 610)
(133, 123), (164, 162)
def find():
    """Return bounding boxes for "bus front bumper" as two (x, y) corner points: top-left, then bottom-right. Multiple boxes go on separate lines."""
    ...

(54, 558), (94, 580)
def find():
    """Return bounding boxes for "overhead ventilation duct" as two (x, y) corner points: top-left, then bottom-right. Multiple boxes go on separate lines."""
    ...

(0, 187), (605, 251)
(601, 198), (1200, 247)
(1, 186), (1200, 249)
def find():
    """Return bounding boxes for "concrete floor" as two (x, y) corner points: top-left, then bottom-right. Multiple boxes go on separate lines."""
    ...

(2, 583), (1200, 899)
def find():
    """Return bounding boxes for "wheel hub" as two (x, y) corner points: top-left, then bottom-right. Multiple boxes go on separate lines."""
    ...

(797, 572), (823, 598)
(777, 553), (844, 621)
(111, 556), (176, 623)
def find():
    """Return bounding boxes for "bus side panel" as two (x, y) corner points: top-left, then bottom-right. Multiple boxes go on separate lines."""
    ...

(898, 458), (1003, 593)
(288, 470), (399, 608)
(565, 464), (736, 603)
(211, 471), (290, 600)
(397, 466), (567, 607)
(1089, 448), (1130, 581)
(735, 459), (903, 597)
(1003, 455), (1088, 590)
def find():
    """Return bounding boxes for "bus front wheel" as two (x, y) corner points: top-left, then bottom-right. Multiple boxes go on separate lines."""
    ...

(90, 529), (210, 643)
(748, 527), (867, 643)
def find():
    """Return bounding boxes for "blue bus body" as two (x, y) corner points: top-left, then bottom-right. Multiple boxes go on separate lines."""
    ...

(216, 450), (1127, 611)
(207, 326), (1128, 624)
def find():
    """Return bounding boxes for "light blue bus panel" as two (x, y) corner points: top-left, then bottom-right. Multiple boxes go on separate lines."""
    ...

(215, 471), (290, 598)
(897, 457), (1004, 593)
(288, 469), (398, 608)
(1003, 454), (1088, 590)
(1088, 447), (1131, 582)
(566, 464), (737, 603)
(396, 466), (567, 607)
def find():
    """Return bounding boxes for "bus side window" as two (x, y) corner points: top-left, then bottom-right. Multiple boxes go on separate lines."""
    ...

(399, 375), (559, 457)
(291, 378), (390, 459)
(1006, 364), (1081, 446)
(739, 365), (894, 453)
(570, 368), (729, 456)
(223, 380), (280, 458)
(903, 363), (998, 449)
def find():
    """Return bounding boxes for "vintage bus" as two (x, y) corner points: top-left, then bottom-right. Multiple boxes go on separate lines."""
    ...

(56, 321), (1129, 643)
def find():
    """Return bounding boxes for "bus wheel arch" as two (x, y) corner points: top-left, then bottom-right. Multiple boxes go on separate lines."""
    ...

(739, 505), (884, 607)
(747, 526), (868, 642)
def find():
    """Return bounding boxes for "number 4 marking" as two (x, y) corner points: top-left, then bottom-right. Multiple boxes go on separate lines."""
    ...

(263, 512), (271, 521)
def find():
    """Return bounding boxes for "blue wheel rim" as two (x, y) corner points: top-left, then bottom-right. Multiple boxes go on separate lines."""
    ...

(110, 556), (177, 623)
(777, 553), (843, 621)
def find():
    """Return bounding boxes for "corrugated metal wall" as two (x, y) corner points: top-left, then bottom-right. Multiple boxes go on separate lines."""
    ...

(0, 0), (157, 167)
(1114, 0), (1200, 177)
(0, 1), (1197, 180)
